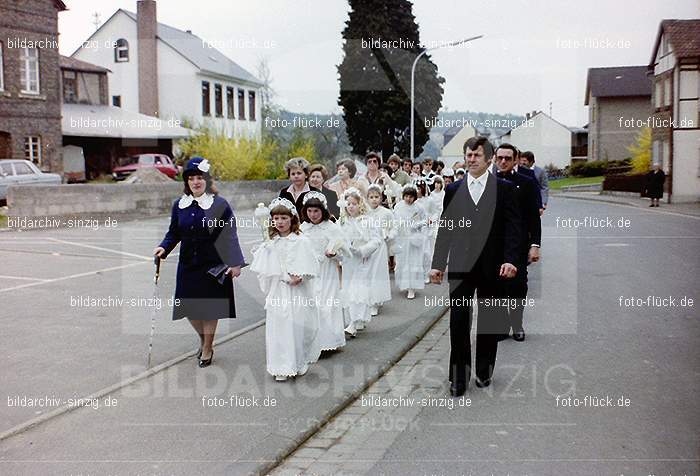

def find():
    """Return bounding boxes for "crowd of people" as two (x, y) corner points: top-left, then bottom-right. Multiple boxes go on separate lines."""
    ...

(155, 137), (549, 395)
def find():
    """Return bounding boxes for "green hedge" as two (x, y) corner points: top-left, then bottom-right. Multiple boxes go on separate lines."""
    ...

(569, 160), (607, 177)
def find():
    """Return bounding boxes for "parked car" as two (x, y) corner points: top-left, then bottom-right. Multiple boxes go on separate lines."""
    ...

(0, 160), (62, 203)
(111, 154), (179, 180)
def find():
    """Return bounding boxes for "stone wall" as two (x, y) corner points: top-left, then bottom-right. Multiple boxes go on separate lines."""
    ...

(6, 180), (289, 225)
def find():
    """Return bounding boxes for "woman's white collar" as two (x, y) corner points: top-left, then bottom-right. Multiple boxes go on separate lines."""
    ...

(178, 193), (214, 210)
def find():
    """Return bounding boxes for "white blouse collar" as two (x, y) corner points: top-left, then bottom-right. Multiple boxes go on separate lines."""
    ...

(178, 193), (214, 210)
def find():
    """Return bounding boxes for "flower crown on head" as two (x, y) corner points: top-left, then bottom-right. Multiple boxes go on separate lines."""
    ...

(337, 186), (362, 209)
(268, 197), (298, 216)
(302, 191), (328, 209)
(197, 159), (211, 173)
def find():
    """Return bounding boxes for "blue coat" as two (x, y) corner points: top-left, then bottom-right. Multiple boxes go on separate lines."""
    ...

(159, 194), (246, 320)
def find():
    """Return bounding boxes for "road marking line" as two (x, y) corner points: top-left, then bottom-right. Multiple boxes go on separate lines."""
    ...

(0, 261), (148, 293)
(0, 318), (266, 442)
(0, 275), (49, 282)
(47, 238), (153, 260)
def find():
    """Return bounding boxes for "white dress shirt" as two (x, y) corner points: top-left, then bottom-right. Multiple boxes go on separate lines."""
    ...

(467, 170), (489, 204)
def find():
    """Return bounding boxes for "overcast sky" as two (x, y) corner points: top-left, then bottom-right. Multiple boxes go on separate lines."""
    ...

(58, 0), (699, 127)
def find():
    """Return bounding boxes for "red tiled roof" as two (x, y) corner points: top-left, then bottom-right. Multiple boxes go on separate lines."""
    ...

(649, 19), (700, 66)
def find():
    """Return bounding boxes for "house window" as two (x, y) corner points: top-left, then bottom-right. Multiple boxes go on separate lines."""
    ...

(214, 83), (223, 117)
(654, 80), (662, 109)
(663, 77), (671, 107)
(112, 95), (121, 107)
(248, 91), (256, 121)
(226, 86), (235, 118)
(202, 81), (210, 116)
(238, 88), (245, 119)
(63, 70), (77, 103)
(114, 39), (129, 62)
(0, 42), (4, 91)
(20, 47), (40, 94)
(24, 136), (41, 165)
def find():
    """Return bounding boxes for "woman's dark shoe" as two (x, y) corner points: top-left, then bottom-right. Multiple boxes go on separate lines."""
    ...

(198, 350), (213, 368)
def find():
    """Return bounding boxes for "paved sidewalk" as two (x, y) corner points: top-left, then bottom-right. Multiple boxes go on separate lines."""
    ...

(270, 313), (451, 476)
(553, 191), (700, 217)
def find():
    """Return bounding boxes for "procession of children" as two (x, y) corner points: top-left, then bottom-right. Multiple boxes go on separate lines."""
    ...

(249, 156), (446, 382)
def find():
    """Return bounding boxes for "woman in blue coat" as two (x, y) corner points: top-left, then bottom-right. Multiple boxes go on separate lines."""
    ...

(154, 157), (245, 367)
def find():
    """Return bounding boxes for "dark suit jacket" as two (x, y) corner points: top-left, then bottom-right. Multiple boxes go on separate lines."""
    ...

(432, 172), (522, 281)
(497, 170), (541, 266)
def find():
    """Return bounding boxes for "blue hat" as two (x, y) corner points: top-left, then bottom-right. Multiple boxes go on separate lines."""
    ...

(183, 156), (211, 178)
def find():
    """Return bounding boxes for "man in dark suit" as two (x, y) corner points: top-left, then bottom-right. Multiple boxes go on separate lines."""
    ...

(430, 136), (522, 397)
(494, 144), (542, 341)
(519, 151), (549, 213)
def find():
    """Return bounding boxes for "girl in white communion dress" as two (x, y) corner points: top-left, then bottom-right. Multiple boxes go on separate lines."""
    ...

(364, 184), (394, 317)
(336, 187), (383, 337)
(250, 197), (321, 381)
(300, 191), (349, 352)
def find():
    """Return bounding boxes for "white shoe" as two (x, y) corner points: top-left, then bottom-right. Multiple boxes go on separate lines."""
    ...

(424, 277), (431, 284)
(275, 375), (287, 381)
(298, 364), (309, 376)
(370, 305), (378, 316)
(344, 323), (357, 337)
(407, 289), (415, 299)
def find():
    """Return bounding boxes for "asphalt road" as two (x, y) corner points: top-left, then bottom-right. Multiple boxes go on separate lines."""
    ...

(0, 197), (697, 475)
(0, 211), (268, 431)
(362, 197), (700, 476)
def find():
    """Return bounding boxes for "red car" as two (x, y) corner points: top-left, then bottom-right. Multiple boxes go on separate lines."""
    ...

(112, 154), (180, 180)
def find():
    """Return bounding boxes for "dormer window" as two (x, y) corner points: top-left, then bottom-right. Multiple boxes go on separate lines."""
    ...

(115, 39), (129, 62)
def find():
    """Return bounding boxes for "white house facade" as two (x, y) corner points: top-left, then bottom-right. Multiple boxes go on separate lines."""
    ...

(440, 124), (476, 164)
(72, 1), (262, 140)
(502, 112), (572, 170)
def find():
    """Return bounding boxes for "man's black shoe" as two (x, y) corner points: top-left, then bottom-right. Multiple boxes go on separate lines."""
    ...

(475, 377), (491, 388)
(513, 328), (525, 341)
(449, 383), (467, 397)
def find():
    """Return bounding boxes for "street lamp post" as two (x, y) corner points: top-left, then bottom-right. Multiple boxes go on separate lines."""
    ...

(410, 35), (484, 162)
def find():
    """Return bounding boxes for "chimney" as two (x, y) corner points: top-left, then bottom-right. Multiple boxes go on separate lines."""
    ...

(137, 0), (159, 116)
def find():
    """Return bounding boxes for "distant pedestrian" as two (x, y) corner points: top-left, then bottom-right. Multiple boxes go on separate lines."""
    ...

(645, 163), (665, 207)
(154, 157), (245, 368)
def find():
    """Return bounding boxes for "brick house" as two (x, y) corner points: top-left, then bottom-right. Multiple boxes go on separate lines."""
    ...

(0, 0), (66, 173)
(585, 66), (652, 162)
(648, 19), (700, 203)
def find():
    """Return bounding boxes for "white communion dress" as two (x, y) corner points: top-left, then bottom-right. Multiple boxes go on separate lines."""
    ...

(364, 206), (393, 307)
(338, 214), (383, 327)
(250, 232), (321, 377)
(416, 195), (438, 280)
(393, 200), (428, 291)
(300, 220), (348, 351)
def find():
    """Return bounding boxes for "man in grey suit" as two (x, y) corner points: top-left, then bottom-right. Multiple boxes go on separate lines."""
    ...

(519, 151), (548, 214)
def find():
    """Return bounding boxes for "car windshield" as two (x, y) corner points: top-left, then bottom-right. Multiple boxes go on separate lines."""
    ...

(118, 155), (154, 166)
